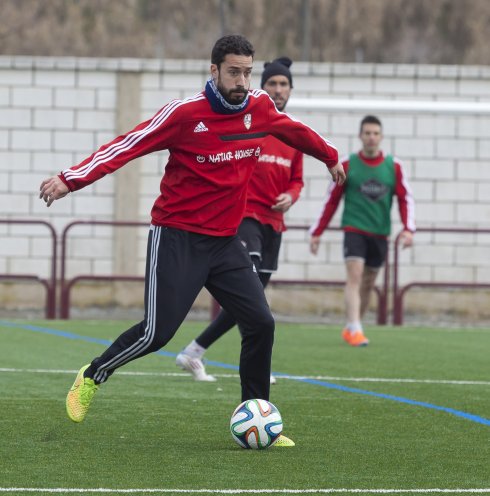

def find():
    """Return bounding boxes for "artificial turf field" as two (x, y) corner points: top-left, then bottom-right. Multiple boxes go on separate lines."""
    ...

(0, 318), (489, 495)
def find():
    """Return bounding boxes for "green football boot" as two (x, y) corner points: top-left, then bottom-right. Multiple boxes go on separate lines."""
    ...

(66, 364), (99, 423)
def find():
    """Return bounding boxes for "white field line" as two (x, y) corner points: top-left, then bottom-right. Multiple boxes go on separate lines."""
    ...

(1, 487), (490, 494)
(1, 488), (490, 494)
(0, 368), (489, 386)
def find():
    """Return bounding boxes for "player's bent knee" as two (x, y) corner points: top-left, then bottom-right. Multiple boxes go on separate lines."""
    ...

(263, 314), (275, 334)
(247, 312), (275, 337)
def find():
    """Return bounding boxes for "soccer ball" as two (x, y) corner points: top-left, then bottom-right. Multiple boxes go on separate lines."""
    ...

(230, 399), (283, 449)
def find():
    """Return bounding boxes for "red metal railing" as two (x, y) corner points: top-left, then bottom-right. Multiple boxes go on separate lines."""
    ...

(392, 227), (490, 325)
(3, 219), (488, 323)
(0, 219), (57, 319)
(59, 220), (148, 319)
(12, 219), (490, 325)
(60, 221), (388, 322)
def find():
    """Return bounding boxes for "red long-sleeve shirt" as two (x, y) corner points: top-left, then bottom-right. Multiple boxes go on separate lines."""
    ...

(310, 151), (415, 238)
(60, 89), (337, 236)
(244, 135), (303, 232)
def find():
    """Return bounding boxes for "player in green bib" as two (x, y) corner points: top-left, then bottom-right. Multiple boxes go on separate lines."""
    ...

(310, 115), (415, 346)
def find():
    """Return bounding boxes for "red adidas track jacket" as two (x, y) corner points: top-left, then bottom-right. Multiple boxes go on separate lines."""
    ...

(59, 89), (338, 236)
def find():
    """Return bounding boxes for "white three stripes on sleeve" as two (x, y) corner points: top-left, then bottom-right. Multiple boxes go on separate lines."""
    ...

(63, 94), (205, 181)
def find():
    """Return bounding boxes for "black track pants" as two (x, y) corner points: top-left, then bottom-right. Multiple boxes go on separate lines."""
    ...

(86, 226), (275, 401)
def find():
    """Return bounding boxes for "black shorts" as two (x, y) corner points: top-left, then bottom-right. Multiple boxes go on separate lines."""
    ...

(343, 231), (388, 269)
(238, 217), (282, 273)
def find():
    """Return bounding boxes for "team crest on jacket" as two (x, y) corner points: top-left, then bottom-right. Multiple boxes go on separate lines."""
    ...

(244, 113), (252, 130)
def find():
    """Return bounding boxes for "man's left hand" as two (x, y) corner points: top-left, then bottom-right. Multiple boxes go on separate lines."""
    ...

(271, 193), (293, 212)
(328, 162), (346, 185)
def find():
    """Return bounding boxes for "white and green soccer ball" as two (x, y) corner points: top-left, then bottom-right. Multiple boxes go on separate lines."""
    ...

(230, 398), (283, 449)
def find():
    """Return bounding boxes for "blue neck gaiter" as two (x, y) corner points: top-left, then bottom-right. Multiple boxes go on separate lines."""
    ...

(205, 77), (250, 115)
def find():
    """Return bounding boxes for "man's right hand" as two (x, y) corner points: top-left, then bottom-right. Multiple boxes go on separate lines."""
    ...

(310, 235), (321, 255)
(39, 176), (69, 207)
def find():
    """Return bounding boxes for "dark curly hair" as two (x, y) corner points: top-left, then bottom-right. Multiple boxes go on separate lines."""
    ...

(211, 34), (255, 67)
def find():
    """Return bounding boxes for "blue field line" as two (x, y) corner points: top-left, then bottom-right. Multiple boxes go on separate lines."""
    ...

(0, 320), (176, 358)
(1, 320), (489, 427)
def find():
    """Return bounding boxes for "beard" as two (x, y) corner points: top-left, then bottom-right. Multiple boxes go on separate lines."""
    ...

(217, 79), (248, 105)
(273, 98), (288, 112)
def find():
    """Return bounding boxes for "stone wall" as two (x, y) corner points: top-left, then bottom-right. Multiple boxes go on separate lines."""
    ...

(1, 56), (489, 320)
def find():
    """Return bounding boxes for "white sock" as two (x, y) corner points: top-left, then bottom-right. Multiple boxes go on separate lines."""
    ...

(346, 321), (362, 333)
(183, 339), (206, 359)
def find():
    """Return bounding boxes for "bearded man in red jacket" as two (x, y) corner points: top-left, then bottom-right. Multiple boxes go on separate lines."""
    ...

(40, 35), (344, 445)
